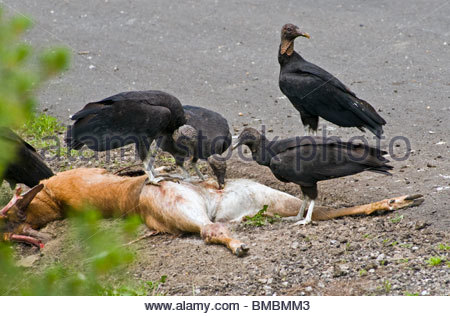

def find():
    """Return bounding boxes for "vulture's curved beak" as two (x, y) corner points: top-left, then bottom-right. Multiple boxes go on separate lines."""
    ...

(297, 30), (310, 39)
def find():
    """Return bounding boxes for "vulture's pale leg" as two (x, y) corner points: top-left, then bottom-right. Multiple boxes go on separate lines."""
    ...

(293, 199), (315, 226)
(303, 126), (310, 136)
(178, 164), (191, 179)
(284, 198), (308, 222)
(143, 152), (164, 185)
(192, 161), (206, 181)
(138, 138), (163, 185)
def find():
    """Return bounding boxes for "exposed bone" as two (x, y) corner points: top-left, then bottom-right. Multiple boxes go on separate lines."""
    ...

(3, 233), (44, 249)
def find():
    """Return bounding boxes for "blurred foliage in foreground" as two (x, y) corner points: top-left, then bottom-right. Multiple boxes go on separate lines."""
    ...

(0, 8), (165, 296)
(0, 209), (165, 296)
(0, 8), (70, 178)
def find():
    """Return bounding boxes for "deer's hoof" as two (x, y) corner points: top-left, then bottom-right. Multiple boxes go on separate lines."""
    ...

(235, 244), (249, 257)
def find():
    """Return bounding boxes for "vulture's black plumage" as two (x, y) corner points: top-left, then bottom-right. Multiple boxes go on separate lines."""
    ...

(66, 90), (189, 183)
(278, 24), (386, 137)
(0, 127), (54, 188)
(157, 105), (231, 188)
(233, 128), (392, 224)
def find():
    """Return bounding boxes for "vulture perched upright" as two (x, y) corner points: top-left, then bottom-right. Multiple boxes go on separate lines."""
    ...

(0, 127), (54, 188)
(66, 90), (195, 184)
(278, 23), (386, 137)
(157, 105), (232, 189)
(233, 128), (392, 225)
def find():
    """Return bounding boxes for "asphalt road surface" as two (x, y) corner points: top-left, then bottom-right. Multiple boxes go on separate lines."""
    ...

(3, 0), (449, 229)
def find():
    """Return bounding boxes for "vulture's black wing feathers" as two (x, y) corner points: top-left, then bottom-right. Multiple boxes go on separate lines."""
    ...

(279, 51), (386, 137)
(67, 100), (172, 151)
(299, 61), (356, 97)
(183, 105), (232, 159)
(280, 70), (385, 137)
(269, 137), (392, 187)
(98, 90), (186, 131)
(66, 90), (185, 152)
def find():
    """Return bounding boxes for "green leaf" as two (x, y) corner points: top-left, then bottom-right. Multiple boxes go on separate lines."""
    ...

(9, 15), (32, 36)
(40, 47), (70, 77)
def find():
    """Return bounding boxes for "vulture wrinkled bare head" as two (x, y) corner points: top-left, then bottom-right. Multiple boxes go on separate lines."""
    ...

(281, 23), (310, 41)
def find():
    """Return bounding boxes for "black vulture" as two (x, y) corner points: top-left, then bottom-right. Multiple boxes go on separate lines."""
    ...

(233, 127), (392, 225)
(157, 105), (232, 188)
(278, 23), (386, 137)
(0, 127), (54, 188)
(66, 90), (194, 184)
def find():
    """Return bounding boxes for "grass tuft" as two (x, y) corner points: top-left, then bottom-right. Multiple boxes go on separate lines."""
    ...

(383, 280), (391, 294)
(437, 243), (450, 251)
(242, 205), (281, 227)
(426, 256), (443, 267)
(390, 214), (404, 224)
(102, 275), (167, 296)
(403, 291), (419, 296)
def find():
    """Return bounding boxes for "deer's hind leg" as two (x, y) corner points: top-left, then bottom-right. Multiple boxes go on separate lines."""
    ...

(142, 213), (249, 257)
(141, 183), (249, 256)
(201, 223), (249, 257)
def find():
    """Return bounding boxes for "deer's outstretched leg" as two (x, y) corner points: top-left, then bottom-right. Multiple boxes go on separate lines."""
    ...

(311, 194), (424, 221)
(201, 223), (249, 257)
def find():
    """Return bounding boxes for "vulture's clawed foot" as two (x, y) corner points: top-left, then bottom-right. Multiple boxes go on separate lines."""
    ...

(144, 175), (184, 185)
(194, 174), (208, 181)
(282, 215), (304, 222)
(195, 172), (206, 181)
(183, 175), (208, 184)
(154, 166), (174, 173)
(164, 174), (185, 180)
(159, 175), (183, 183)
(144, 177), (165, 186)
(292, 218), (312, 226)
